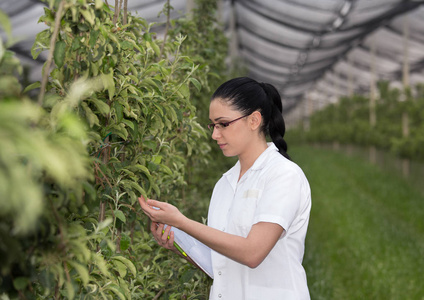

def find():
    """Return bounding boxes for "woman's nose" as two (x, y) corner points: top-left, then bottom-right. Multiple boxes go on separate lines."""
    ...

(211, 127), (221, 140)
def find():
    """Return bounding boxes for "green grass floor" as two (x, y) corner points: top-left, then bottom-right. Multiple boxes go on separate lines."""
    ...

(291, 145), (424, 300)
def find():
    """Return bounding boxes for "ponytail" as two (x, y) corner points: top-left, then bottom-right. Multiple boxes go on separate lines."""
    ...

(260, 83), (290, 160)
(212, 77), (290, 160)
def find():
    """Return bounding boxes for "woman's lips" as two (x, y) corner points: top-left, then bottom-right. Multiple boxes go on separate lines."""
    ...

(218, 143), (226, 149)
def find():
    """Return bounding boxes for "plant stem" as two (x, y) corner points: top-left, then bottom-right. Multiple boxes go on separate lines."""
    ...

(116, 227), (122, 253)
(159, 0), (171, 58)
(109, 202), (117, 240)
(112, 0), (120, 26)
(123, 0), (128, 25)
(99, 202), (106, 222)
(38, 0), (65, 105)
(153, 289), (165, 300)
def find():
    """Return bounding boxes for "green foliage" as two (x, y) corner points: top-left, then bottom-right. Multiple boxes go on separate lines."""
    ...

(294, 82), (424, 160)
(1, 0), (230, 298)
(293, 145), (424, 299)
(167, 0), (239, 216)
(0, 12), (110, 298)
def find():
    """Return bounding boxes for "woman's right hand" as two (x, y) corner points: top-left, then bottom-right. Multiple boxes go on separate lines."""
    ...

(150, 221), (181, 255)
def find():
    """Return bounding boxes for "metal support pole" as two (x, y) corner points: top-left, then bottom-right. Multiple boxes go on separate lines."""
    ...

(229, 1), (238, 70)
(348, 57), (354, 97)
(369, 39), (377, 128)
(333, 75), (340, 151)
(369, 38), (377, 164)
(303, 93), (311, 132)
(186, 0), (195, 19)
(402, 14), (410, 177)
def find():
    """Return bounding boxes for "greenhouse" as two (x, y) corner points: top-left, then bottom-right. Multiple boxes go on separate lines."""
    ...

(1, 0), (424, 299)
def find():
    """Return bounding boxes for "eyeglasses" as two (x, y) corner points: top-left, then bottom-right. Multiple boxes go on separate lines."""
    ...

(207, 114), (250, 131)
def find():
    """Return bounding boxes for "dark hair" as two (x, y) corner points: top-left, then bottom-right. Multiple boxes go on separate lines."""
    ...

(211, 77), (290, 160)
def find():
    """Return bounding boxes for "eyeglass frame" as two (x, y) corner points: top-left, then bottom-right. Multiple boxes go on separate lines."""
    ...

(207, 114), (250, 131)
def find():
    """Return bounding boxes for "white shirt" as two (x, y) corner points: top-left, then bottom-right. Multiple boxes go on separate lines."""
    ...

(207, 143), (311, 300)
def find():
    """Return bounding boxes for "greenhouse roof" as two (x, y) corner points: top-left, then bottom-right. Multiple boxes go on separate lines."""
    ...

(1, 0), (424, 123)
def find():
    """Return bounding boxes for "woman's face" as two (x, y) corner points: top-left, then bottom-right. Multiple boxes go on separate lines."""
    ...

(209, 99), (252, 158)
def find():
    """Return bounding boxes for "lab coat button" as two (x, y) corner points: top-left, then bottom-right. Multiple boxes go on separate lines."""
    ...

(218, 294), (222, 298)
(218, 271), (222, 275)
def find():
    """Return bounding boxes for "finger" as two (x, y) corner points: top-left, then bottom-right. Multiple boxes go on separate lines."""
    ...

(168, 231), (175, 244)
(138, 196), (149, 210)
(151, 222), (162, 239)
(163, 225), (172, 239)
(139, 198), (159, 221)
(161, 225), (171, 243)
(155, 223), (163, 235)
(139, 197), (164, 220)
(146, 199), (164, 210)
(150, 221), (158, 233)
(163, 228), (177, 249)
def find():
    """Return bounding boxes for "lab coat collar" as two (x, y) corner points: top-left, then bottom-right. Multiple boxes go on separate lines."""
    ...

(222, 143), (278, 190)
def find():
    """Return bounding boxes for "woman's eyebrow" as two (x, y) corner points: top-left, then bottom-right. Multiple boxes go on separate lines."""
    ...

(211, 117), (227, 122)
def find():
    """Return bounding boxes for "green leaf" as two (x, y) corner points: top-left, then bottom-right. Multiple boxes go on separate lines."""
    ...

(112, 260), (127, 277)
(121, 168), (135, 177)
(152, 155), (162, 164)
(91, 61), (99, 76)
(119, 234), (131, 252)
(95, 0), (104, 9)
(160, 164), (173, 175)
(53, 40), (66, 68)
(104, 283), (126, 300)
(146, 41), (160, 56)
(101, 71), (115, 100)
(114, 102), (123, 123)
(111, 255), (137, 277)
(129, 64), (138, 77)
(128, 190), (137, 205)
(31, 29), (50, 59)
(122, 119), (135, 130)
(177, 83), (190, 99)
(152, 183), (161, 197)
(0, 10), (12, 39)
(130, 181), (146, 196)
(187, 142), (193, 156)
(81, 102), (100, 127)
(65, 280), (75, 300)
(69, 240), (91, 263)
(13, 277), (29, 290)
(89, 30), (100, 48)
(71, 37), (81, 51)
(23, 81), (41, 94)
(97, 218), (113, 232)
(150, 41), (161, 56)
(107, 32), (120, 50)
(189, 77), (202, 91)
(120, 40), (133, 50)
(81, 9), (95, 26)
(90, 99), (110, 115)
(68, 261), (89, 286)
(165, 105), (178, 124)
(111, 124), (128, 140)
(132, 164), (151, 176)
(114, 209), (126, 223)
(92, 253), (111, 277)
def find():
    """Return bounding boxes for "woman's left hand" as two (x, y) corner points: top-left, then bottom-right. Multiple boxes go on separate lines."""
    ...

(138, 195), (185, 228)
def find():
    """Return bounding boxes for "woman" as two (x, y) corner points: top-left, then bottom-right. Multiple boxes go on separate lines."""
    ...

(139, 77), (311, 300)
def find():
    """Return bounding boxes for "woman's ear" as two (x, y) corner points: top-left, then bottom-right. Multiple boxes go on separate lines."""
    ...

(249, 111), (262, 131)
